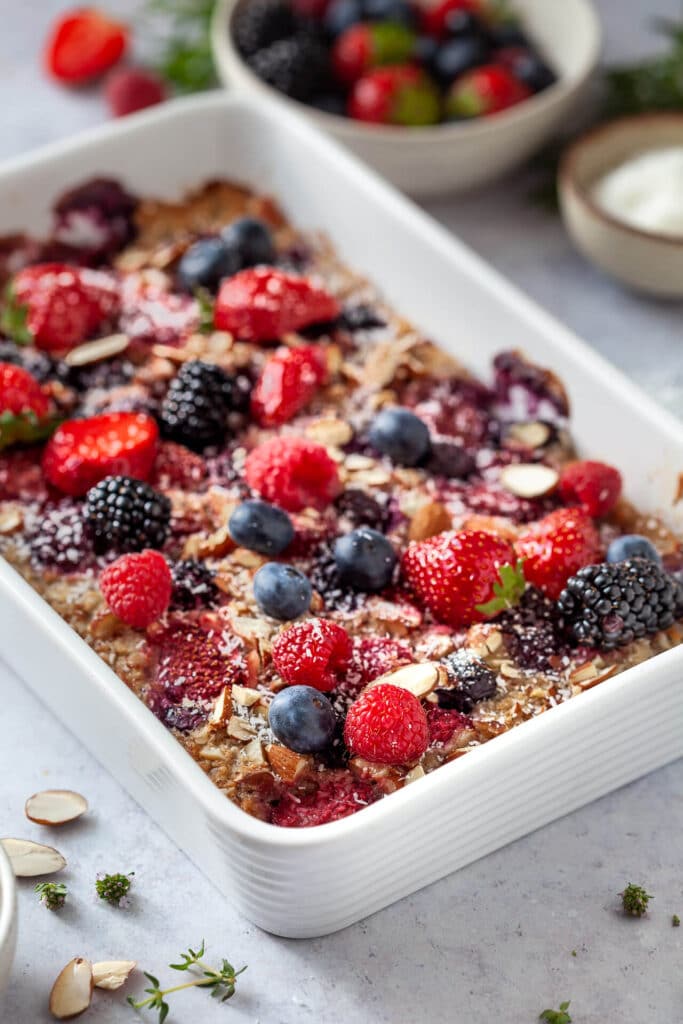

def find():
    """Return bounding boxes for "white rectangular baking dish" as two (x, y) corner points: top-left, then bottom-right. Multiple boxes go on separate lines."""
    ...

(1, 93), (682, 939)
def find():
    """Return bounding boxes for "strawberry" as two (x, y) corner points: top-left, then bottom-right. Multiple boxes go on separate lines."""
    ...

(214, 268), (340, 343)
(349, 65), (441, 125)
(271, 771), (377, 827)
(251, 345), (328, 426)
(445, 64), (531, 119)
(42, 411), (159, 496)
(515, 507), (602, 600)
(3, 264), (120, 353)
(272, 618), (352, 692)
(344, 683), (429, 764)
(558, 460), (622, 518)
(244, 436), (341, 512)
(99, 550), (172, 629)
(402, 529), (523, 628)
(332, 22), (415, 85)
(422, 0), (483, 39)
(45, 8), (128, 84)
(0, 362), (56, 450)
(105, 67), (167, 117)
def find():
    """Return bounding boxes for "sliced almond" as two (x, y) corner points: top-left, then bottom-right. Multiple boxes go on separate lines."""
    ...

(506, 421), (552, 449)
(305, 416), (353, 447)
(265, 744), (311, 784)
(500, 463), (559, 499)
(227, 715), (257, 741)
(371, 662), (442, 699)
(404, 764), (426, 785)
(92, 960), (136, 991)
(0, 505), (23, 534)
(64, 333), (130, 367)
(241, 737), (267, 766)
(49, 958), (93, 1019)
(208, 687), (231, 729)
(25, 790), (88, 827)
(231, 685), (261, 708)
(1, 837), (67, 876)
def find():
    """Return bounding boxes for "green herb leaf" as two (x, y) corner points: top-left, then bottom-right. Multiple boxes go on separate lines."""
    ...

(34, 881), (67, 910)
(539, 1001), (572, 1024)
(95, 871), (134, 907)
(0, 286), (32, 345)
(0, 410), (62, 451)
(476, 559), (526, 617)
(620, 883), (653, 917)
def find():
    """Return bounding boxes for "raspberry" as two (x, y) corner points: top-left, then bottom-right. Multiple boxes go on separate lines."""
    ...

(272, 618), (352, 692)
(344, 683), (429, 765)
(427, 707), (473, 746)
(99, 549), (172, 628)
(105, 67), (166, 117)
(516, 507), (602, 600)
(251, 345), (327, 427)
(150, 441), (208, 492)
(402, 530), (519, 629)
(119, 274), (200, 345)
(559, 460), (622, 518)
(245, 436), (340, 512)
(152, 620), (246, 703)
(214, 268), (340, 343)
(42, 411), (159, 497)
(346, 635), (413, 689)
(5, 264), (119, 352)
(271, 771), (377, 827)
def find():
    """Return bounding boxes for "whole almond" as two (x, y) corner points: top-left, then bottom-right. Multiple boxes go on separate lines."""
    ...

(408, 501), (452, 542)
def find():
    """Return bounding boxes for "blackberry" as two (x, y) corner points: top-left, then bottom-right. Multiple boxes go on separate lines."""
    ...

(27, 504), (93, 573)
(437, 650), (498, 712)
(159, 360), (239, 451)
(85, 476), (171, 554)
(233, 0), (297, 57)
(335, 488), (389, 531)
(339, 305), (386, 332)
(427, 441), (475, 479)
(247, 36), (330, 101)
(170, 559), (218, 611)
(498, 586), (563, 672)
(557, 558), (679, 650)
(63, 357), (135, 393)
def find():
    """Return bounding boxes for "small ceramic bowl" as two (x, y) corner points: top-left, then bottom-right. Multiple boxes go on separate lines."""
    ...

(0, 845), (17, 996)
(211, 0), (601, 198)
(558, 113), (683, 298)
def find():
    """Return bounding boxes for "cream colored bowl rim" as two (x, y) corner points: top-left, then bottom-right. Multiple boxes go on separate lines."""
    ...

(211, 0), (602, 145)
(0, 844), (16, 965)
(559, 112), (683, 247)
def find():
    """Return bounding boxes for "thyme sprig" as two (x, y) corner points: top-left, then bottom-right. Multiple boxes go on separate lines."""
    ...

(128, 941), (246, 1022)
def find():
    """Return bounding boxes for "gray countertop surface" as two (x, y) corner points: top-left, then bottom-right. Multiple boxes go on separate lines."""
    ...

(1, 2), (681, 1021)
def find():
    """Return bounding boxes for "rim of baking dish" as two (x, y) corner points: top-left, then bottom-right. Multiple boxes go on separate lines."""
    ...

(1, 93), (682, 851)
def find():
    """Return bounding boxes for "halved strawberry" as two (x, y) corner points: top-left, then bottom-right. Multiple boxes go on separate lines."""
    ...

(515, 507), (602, 599)
(402, 529), (523, 628)
(42, 411), (158, 496)
(445, 64), (531, 119)
(2, 263), (120, 353)
(251, 345), (328, 426)
(0, 362), (57, 450)
(214, 268), (340, 343)
(45, 8), (128, 84)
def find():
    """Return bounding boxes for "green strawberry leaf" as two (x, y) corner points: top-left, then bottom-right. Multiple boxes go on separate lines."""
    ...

(194, 286), (215, 334)
(476, 559), (526, 617)
(0, 410), (62, 451)
(0, 284), (32, 346)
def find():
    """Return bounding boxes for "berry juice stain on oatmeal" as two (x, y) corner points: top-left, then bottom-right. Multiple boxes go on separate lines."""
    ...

(0, 177), (682, 828)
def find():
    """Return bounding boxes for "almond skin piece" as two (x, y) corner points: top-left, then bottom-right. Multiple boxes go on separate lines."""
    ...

(25, 789), (88, 827)
(49, 958), (94, 1020)
(408, 501), (452, 542)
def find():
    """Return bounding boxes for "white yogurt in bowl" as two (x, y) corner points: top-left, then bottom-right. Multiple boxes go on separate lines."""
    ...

(593, 146), (683, 237)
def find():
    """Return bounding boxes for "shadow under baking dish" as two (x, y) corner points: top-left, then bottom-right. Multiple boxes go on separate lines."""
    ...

(0, 94), (682, 937)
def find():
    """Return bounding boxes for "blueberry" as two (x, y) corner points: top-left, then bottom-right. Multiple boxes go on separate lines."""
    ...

(443, 9), (485, 37)
(488, 21), (529, 47)
(507, 49), (556, 92)
(606, 535), (662, 566)
(333, 526), (397, 591)
(430, 34), (490, 85)
(253, 563), (312, 620)
(268, 685), (337, 753)
(221, 217), (276, 269)
(229, 499), (294, 555)
(413, 34), (438, 68)
(368, 407), (431, 466)
(324, 0), (363, 37)
(177, 236), (239, 293)
(363, 0), (416, 27)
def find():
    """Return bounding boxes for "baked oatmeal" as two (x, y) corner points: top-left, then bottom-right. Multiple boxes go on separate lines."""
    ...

(0, 177), (681, 827)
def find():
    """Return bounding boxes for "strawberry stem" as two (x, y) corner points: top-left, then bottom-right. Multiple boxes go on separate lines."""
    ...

(476, 559), (526, 617)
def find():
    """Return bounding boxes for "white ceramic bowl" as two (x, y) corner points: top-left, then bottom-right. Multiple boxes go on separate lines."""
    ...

(558, 113), (683, 298)
(0, 844), (17, 997)
(211, 0), (601, 197)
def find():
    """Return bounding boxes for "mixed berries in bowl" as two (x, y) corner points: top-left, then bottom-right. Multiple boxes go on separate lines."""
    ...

(211, 0), (601, 194)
